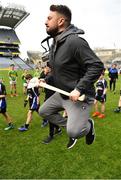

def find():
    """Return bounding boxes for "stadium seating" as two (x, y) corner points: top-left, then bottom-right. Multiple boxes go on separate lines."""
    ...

(0, 56), (34, 69)
(0, 3), (33, 70)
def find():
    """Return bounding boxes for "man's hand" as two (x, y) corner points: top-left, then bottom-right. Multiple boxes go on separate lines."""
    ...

(38, 78), (45, 83)
(38, 79), (46, 88)
(69, 89), (80, 102)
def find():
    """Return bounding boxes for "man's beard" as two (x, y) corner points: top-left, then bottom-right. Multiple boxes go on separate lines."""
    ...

(46, 27), (59, 37)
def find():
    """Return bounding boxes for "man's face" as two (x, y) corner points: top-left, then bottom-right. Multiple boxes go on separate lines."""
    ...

(44, 66), (50, 75)
(112, 64), (116, 68)
(45, 11), (64, 37)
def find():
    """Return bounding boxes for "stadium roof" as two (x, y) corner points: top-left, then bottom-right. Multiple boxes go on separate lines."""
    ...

(0, 28), (20, 44)
(0, 4), (29, 29)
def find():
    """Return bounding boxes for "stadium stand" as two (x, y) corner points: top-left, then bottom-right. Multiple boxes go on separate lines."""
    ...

(0, 28), (20, 56)
(0, 3), (34, 69)
(0, 56), (34, 70)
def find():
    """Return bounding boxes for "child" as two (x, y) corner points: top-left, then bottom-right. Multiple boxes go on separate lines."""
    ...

(92, 71), (108, 118)
(34, 67), (41, 78)
(21, 69), (28, 95)
(18, 74), (40, 131)
(8, 64), (18, 97)
(0, 77), (14, 130)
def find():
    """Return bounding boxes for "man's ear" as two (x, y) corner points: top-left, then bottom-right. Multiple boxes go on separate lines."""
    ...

(58, 17), (65, 26)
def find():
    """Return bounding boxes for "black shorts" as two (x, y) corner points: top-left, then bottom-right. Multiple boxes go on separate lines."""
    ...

(29, 106), (40, 112)
(29, 100), (40, 112)
(0, 108), (6, 113)
(95, 94), (106, 103)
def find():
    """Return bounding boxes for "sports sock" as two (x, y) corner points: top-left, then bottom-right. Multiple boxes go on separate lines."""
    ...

(8, 122), (12, 126)
(25, 124), (29, 129)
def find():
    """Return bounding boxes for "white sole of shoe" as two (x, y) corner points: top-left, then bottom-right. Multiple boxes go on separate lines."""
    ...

(67, 139), (77, 149)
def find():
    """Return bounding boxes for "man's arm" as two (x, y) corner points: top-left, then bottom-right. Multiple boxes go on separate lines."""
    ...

(73, 37), (104, 94)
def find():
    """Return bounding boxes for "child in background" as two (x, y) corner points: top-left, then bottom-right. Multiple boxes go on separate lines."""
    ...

(8, 64), (18, 97)
(21, 69), (28, 95)
(34, 67), (41, 78)
(0, 77), (14, 130)
(92, 71), (108, 119)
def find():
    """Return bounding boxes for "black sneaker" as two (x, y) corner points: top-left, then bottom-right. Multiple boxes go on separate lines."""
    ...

(54, 128), (62, 135)
(86, 118), (95, 145)
(41, 120), (48, 128)
(42, 136), (53, 144)
(67, 138), (77, 149)
(114, 107), (121, 113)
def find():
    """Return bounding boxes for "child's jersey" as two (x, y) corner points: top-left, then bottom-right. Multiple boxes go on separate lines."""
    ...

(8, 70), (18, 81)
(96, 79), (107, 96)
(27, 87), (39, 99)
(27, 86), (40, 111)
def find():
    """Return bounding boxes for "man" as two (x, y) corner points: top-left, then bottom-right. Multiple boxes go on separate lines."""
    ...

(108, 63), (118, 93)
(39, 5), (104, 149)
(8, 64), (18, 97)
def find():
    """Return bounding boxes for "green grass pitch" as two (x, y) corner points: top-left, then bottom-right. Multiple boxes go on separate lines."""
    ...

(0, 70), (121, 179)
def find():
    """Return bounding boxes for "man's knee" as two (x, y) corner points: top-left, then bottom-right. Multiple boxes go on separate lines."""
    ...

(67, 124), (89, 138)
(67, 127), (79, 138)
(39, 105), (53, 117)
(38, 106), (46, 117)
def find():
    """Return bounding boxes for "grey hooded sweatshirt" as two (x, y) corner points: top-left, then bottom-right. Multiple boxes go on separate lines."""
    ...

(48, 24), (104, 98)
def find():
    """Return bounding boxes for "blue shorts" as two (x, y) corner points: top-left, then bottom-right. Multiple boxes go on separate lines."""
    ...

(0, 99), (6, 113)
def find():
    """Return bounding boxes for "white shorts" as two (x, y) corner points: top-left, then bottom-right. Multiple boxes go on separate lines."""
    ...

(10, 80), (16, 85)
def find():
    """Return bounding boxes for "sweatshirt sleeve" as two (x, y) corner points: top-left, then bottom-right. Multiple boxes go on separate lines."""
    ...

(74, 37), (104, 93)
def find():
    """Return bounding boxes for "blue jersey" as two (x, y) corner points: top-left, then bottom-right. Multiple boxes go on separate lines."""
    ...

(108, 68), (118, 79)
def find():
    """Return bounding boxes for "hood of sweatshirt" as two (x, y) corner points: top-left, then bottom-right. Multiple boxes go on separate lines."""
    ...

(56, 24), (84, 43)
(41, 24), (84, 52)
